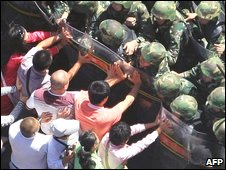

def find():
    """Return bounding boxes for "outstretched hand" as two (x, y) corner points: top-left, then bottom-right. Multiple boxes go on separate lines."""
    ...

(128, 70), (142, 85)
(105, 62), (127, 87)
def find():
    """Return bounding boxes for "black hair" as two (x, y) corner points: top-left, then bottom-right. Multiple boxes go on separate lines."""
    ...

(78, 130), (97, 169)
(109, 121), (131, 146)
(1, 23), (30, 68)
(32, 50), (52, 72)
(88, 80), (110, 105)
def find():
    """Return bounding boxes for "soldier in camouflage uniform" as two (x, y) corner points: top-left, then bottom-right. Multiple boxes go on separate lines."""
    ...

(154, 72), (197, 108)
(179, 56), (225, 107)
(134, 41), (168, 77)
(151, 1), (200, 72)
(170, 95), (205, 132)
(185, 1), (225, 59)
(97, 19), (137, 60)
(93, 1), (154, 56)
(212, 118), (225, 145)
(66, 1), (111, 34)
(40, 1), (70, 25)
(204, 87), (225, 134)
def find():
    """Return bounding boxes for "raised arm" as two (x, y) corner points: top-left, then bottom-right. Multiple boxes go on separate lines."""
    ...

(114, 70), (142, 113)
(36, 34), (62, 49)
(67, 52), (92, 81)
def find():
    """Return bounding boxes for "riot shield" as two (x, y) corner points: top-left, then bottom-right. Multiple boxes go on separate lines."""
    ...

(159, 106), (225, 167)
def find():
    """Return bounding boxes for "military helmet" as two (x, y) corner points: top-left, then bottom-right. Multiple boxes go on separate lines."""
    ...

(151, 1), (176, 21)
(196, 1), (221, 20)
(73, 1), (98, 14)
(170, 95), (198, 121)
(212, 118), (225, 144)
(207, 87), (225, 112)
(112, 1), (133, 9)
(154, 72), (181, 98)
(141, 42), (166, 65)
(99, 19), (125, 47)
(200, 57), (225, 82)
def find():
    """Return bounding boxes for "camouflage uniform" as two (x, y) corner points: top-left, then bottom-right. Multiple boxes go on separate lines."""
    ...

(154, 72), (197, 108)
(180, 56), (225, 106)
(93, 1), (154, 43)
(65, 1), (110, 33)
(194, 1), (225, 59)
(151, 1), (199, 72)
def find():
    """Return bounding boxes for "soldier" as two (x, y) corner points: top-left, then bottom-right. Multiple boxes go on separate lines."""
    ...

(39, 1), (70, 25)
(151, 1), (199, 72)
(179, 56), (225, 107)
(170, 95), (206, 133)
(134, 42), (167, 77)
(204, 87), (225, 133)
(97, 19), (137, 61)
(154, 72), (197, 108)
(212, 118), (225, 145)
(185, 1), (225, 59)
(93, 1), (154, 56)
(66, 1), (110, 33)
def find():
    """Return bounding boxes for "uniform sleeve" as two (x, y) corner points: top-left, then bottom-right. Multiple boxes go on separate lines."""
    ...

(181, 64), (200, 81)
(165, 22), (187, 66)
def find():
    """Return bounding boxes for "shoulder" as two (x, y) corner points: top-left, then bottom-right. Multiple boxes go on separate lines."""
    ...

(170, 21), (186, 33)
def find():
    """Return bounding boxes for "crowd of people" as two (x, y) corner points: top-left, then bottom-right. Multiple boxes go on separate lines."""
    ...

(1, 1), (225, 169)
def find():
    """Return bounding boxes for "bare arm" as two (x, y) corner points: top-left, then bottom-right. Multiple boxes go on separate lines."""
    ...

(105, 63), (127, 87)
(67, 52), (92, 81)
(36, 34), (62, 49)
(114, 71), (141, 113)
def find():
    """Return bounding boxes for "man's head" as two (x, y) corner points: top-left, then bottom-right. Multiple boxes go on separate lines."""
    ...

(50, 70), (70, 91)
(8, 23), (26, 45)
(170, 95), (198, 122)
(200, 57), (225, 84)
(196, 1), (221, 24)
(212, 118), (225, 145)
(20, 117), (40, 138)
(140, 42), (166, 68)
(111, 1), (132, 11)
(99, 19), (126, 47)
(88, 81), (110, 105)
(33, 50), (52, 73)
(50, 118), (80, 145)
(109, 121), (131, 146)
(154, 72), (181, 100)
(151, 1), (176, 25)
(206, 87), (225, 115)
(73, 1), (98, 15)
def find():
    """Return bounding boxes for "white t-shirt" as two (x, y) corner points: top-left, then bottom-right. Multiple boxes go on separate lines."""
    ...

(9, 119), (51, 169)
(26, 89), (79, 134)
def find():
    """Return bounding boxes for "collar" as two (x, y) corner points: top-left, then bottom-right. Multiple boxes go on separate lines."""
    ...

(88, 103), (103, 109)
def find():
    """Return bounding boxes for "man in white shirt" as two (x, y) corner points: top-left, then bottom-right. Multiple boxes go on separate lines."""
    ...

(47, 118), (80, 169)
(98, 118), (170, 169)
(8, 117), (51, 169)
